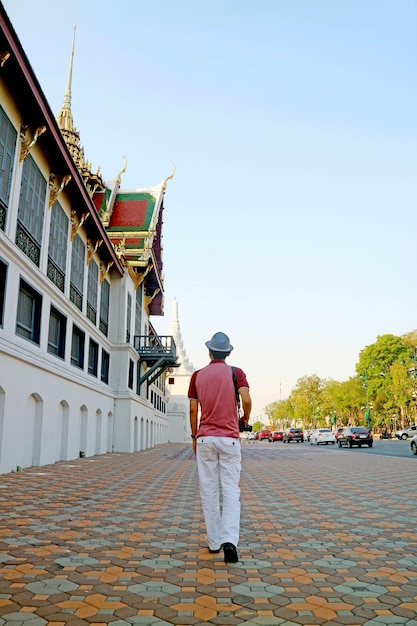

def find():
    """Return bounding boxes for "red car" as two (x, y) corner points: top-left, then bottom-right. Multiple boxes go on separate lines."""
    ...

(270, 431), (284, 442)
(259, 430), (272, 441)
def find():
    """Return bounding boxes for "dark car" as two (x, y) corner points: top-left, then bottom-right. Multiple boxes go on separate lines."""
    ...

(283, 428), (304, 443)
(270, 430), (284, 442)
(337, 426), (373, 448)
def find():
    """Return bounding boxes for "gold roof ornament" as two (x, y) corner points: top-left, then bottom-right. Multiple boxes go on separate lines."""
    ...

(19, 124), (46, 162)
(117, 156), (127, 185)
(162, 163), (176, 190)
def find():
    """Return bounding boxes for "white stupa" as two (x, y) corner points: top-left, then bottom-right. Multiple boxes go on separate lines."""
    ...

(169, 298), (195, 377)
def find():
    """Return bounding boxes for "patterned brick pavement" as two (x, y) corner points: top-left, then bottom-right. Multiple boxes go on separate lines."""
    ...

(0, 442), (417, 626)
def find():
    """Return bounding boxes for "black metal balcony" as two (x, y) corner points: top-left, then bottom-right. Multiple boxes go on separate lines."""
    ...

(134, 334), (179, 390)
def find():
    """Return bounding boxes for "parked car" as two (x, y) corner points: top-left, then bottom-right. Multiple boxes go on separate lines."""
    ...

(310, 428), (336, 445)
(304, 429), (314, 442)
(270, 430), (284, 442)
(283, 428), (304, 443)
(333, 427), (344, 440)
(395, 425), (417, 440)
(337, 426), (373, 448)
(410, 434), (417, 455)
(259, 430), (272, 441)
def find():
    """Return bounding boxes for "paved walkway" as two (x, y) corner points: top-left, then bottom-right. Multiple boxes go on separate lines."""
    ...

(0, 442), (417, 626)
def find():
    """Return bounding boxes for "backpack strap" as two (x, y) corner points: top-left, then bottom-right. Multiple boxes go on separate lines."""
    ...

(231, 366), (240, 409)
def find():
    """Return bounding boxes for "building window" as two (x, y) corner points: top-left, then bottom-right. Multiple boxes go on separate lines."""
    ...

(88, 339), (98, 376)
(134, 285), (142, 337)
(128, 359), (134, 389)
(86, 260), (98, 324)
(47, 305), (67, 359)
(16, 155), (47, 266)
(70, 234), (85, 311)
(47, 202), (68, 292)
(101, 349), (110, 384)
(126, 292), (132, 343)
(99, 279), (110, 336)
(16, 278), (42, 344)
(0, 259), (7, 326)
(71, 324), (85, 369)
(0, 106), (17, 231)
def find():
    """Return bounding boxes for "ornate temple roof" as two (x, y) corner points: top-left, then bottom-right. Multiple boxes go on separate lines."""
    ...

(55, 25), (174, 316)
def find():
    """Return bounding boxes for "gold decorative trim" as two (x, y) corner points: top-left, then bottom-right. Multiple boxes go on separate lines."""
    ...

(86, 238), (103, 264)
(0, 52), (10, 67)
(99, 260), (113, 284)
(162, 162), (176, 190)
(128, 263), (153, 289)
(117, 156), (127, 185)
(19, 123), (46, 163)
(70, 210), (89, 241)
(144, 288), (160, 313)
(113, 236), (126, 258)
(48, 173), (71, 208)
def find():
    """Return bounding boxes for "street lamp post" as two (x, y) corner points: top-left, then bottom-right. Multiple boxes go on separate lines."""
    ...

(361, 371), (372, 430)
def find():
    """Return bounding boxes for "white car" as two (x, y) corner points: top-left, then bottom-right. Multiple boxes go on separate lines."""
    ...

(395, 425), (417, 440)
(310, 428), (336, 445)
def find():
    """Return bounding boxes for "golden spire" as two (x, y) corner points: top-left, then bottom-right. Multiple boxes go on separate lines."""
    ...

(56, 25), (105, 195)
(57, 24), (76, 132)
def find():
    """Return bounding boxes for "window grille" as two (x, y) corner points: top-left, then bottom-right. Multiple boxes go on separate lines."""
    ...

(16, 279), (42, 344)
(70, 234), (85, 311)
(86, 260), (98, 324)
(101, 349), (110, 384)
(48, 306), (66, 358)
(99, 279), (110, 336)
(0, 106), (17, 231)
(0, 259), (7, 326)
(126, 292), (132, 343)
(134, 285), (142, 336)
(47, 202), (68, 292)
(71, 325), (85, 368)
(88, 339), (98, 376)
(16, 155), (46, 265)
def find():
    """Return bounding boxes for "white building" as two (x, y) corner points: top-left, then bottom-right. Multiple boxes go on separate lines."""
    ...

(0, 7), (180, 474)
(167, 299), (195, 442)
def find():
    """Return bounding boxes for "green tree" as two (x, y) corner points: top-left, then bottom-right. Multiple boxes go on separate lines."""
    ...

(265, 399), (293, 429)
(356, 334), (411, 426)
(289, 374), (326, 427)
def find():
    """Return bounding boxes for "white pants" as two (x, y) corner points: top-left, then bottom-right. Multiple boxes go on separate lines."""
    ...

(196, 436), (241, 550)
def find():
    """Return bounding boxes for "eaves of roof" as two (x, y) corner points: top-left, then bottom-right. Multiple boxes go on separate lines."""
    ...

(0, 5), (124, 275)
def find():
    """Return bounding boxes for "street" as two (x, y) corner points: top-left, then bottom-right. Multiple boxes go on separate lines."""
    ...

(248, 436), (416, 459)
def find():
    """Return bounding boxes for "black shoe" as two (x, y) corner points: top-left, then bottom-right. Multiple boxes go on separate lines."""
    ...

(208, 547), (220, 554)
(222, 542), (238, 563)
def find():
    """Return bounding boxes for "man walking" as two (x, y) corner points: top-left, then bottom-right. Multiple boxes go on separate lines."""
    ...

(188, 331), (252, 563)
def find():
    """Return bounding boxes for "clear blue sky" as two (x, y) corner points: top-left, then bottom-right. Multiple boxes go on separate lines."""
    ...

(5, 0), (417, 420)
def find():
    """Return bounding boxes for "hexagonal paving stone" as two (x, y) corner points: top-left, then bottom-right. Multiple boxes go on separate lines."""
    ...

(334, 581), (388, 597)
(0, 614), (47, 626)
(128, 581), (181, 597)
(25, 578), (78, 594)
(232, 581), (285, 598)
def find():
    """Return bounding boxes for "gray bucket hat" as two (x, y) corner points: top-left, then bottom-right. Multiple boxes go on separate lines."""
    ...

(205, 331), (233, 353)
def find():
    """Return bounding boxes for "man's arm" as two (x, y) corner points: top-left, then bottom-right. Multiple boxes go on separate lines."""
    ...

(189, 398), (198, 454)
(239, 387), (252, 423)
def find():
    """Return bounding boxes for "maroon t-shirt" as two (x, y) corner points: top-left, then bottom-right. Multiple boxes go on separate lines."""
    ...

(188, 360), (249, 438)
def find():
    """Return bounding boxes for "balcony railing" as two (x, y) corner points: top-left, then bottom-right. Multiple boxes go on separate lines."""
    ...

(134, 334), (179, 391)
(134, 335), (177, 364)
